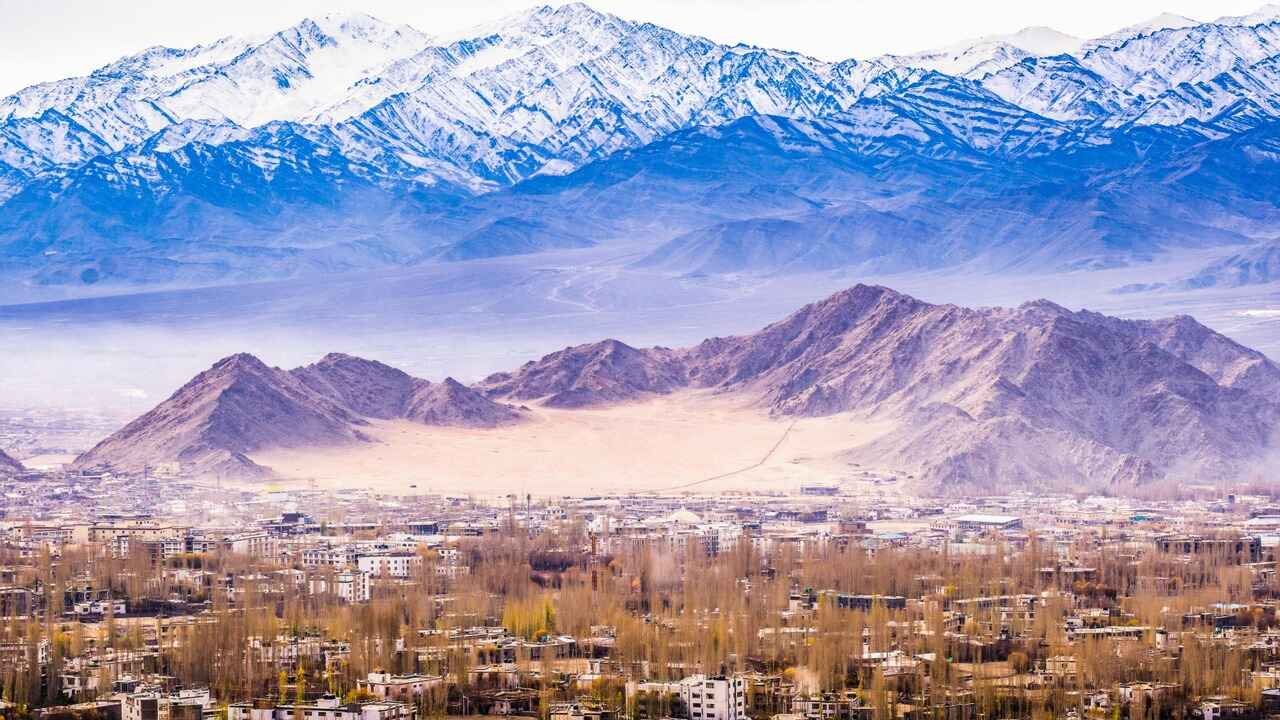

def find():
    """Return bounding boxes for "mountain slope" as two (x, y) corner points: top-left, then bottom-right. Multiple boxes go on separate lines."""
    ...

(73, 354), (368, 478)
(690, 287), (1280, 492)
(509, 109), (1272, 276)
(292, 353), (425, 419)
(1177, 241), (1280, 289)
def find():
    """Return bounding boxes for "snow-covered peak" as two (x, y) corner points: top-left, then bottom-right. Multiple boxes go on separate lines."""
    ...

(1215, 3), (1280, 26)
(879, 41), (1030, 78)
(885, 25), (1082, 78)
(306, 11), (419, 37)
(1087, 12), (1200, 47)
(436, 2), (627, 45)
(995, 26), (1084, 56)
(513, 2), (628, 35)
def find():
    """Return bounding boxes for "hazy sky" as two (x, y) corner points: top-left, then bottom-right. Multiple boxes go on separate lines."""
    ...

(0, 0), (1271, 95)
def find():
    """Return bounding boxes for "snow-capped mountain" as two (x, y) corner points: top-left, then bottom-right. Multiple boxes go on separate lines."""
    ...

(0, 14), (430, 151)
(5, 2), (1280, 288)
(1085, 13), (1200, 49)
(882, 26), (1084, 79)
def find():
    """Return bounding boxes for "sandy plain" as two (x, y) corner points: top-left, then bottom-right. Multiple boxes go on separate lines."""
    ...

(251, 390), (899, 497)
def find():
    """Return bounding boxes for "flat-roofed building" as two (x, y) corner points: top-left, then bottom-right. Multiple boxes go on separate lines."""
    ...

(953, 515), (1022, 531)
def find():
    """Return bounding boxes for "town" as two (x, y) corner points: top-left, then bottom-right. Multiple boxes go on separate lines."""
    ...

(4, 464), (1280, 720)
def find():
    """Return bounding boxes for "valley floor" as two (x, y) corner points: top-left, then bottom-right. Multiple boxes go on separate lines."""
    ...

(248, 391), (900, 497)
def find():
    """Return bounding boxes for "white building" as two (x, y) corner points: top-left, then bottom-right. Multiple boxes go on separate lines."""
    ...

(339, 571), (371, 603)
(227, 531), (272, 557)
(357, 553), (422, 578)
(123, 688), (212, 720)
(359, 672), (443, 701)
(678, 675), (746, 720)
(227, 695), (414, 720)
(952, 514), (1022, 531)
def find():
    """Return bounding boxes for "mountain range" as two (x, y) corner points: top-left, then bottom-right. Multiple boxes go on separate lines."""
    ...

(75, 285), (1280, 495)
(6, 4), (1280, 288)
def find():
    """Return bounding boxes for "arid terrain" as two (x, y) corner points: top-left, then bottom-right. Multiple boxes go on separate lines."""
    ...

(251, 390), (900, 496)
(67, 284), (1280, 496)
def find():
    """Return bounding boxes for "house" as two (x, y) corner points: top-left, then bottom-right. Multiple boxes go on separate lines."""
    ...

(1197, 697), (1247, 720)
(227, 695), (414, 720)
(548, 700), (617, 720)
(358, 672), (443, 701)
(123, 688), (212, 720)
(790, 692), (870, 720)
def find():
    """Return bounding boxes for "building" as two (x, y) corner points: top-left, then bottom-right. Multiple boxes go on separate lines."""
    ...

(123, 689), (212, 720)
(357, 553), (422, 578)
(1198, 697), (1247, 720)
(952, 515), (1022, 532)
(227, 695), (414, 720)
(309, 571), (371, 603)
(227, 532), (272, 557)
(679, 675), (747, 720)
(358, 672), (443, 701)
(0, 586), (31, 616)
(824, 593), (907, 612)
(1154, 536), (1263, 564)
(548, 701), (617, 720)
(791, 692), (870, 720)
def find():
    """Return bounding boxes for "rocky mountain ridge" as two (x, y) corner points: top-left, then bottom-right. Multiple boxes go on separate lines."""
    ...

(82, 285), (1280, 494)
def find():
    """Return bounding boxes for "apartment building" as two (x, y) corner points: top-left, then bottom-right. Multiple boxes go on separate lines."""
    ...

(679, 675), (746, 720)
(357, 553), (421, 578)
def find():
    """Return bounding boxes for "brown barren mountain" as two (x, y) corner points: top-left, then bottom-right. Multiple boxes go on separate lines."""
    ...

(403, 377), (523, 427)
(74, 354), (368, 479)
(478, 339), (688, 408)
(79, 285), (1280, 493)
(293, 353), (521, 427)
(74, 352), (521, 478)
(482, 285), (1280, 493)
